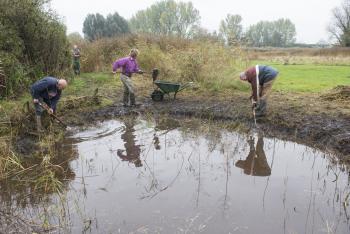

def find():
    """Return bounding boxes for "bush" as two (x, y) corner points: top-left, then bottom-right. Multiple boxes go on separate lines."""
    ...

(0, 0), (71, 98)
(79, 34), (248, 91)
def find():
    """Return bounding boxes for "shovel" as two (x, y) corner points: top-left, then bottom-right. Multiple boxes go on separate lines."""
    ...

(38, 102), (68, 128)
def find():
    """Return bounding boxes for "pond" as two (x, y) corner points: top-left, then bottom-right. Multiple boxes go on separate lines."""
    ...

(2, 115), (350, 233)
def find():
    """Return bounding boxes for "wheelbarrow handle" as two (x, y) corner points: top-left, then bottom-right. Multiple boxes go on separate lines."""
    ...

(178, 82), (193, 92)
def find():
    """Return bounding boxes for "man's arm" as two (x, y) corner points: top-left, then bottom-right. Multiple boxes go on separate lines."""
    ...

(134, 61), (143, 74)
(32, 79), (48, 100)
(246, 67), (258, 102)
(112, 58), (126, 72)
(49, 92), (61, 112)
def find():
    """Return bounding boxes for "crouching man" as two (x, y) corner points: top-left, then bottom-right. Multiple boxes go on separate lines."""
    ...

(240, 65), (278, 117)
(30, 77), (67, 132)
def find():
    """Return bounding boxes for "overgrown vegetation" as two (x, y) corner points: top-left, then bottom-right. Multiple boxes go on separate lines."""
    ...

(78, 34), (249, 91)
(0, 0), (70, 98)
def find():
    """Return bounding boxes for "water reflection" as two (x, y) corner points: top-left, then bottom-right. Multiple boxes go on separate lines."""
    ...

(117, 116), (142, 167)
(1, 116), (350, 234)
(235, 134), (272, 177)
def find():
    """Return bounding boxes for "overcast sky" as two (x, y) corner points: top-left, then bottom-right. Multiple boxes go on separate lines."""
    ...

(50, 0), (342, 43)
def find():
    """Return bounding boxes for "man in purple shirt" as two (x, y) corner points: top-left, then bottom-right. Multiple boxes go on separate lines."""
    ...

(112, 49), (143, 107)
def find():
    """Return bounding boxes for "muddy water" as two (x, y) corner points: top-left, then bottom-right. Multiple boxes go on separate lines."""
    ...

(2, 116), (350, 233)
(54, 116), (349, 234)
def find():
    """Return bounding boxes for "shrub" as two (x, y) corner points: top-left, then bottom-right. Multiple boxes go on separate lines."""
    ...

(0, 0), (71, 98)
(79, 34), (248, 91)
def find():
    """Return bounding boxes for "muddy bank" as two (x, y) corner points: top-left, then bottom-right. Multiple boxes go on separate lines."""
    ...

(64, 93), (350, 163)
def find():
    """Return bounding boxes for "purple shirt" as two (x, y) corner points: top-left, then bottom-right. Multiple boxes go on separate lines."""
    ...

(112, 56), (140, 77)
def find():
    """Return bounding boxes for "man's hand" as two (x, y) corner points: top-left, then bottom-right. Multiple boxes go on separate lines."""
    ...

(112, 71), (116, 74)
(252, 101), (257, 109)
(33, 99), (39, 104)
(138, 70), (144, 74)
(48, 108), (54, 115)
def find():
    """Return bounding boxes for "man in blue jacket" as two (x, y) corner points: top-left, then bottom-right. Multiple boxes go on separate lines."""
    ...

(30, 77), (67, 132)
(240, 65), (279, 117)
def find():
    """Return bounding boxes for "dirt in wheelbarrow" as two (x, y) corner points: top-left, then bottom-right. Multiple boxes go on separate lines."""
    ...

(62, 83), (350, 163)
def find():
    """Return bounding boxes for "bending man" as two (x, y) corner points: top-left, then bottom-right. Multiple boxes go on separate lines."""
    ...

(112, 49), (143, 107)
(30, 77), (67, 132)
(240, 65), (278, 117)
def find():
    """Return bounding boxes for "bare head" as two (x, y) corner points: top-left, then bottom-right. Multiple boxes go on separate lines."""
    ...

(57, 79), (68, 90)
(129, 48), (139, 58)
(73, 45), (78, 49)
(239, 72), (247, 81)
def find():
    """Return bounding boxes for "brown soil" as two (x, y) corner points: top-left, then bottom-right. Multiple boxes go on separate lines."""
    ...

(13, 82), (350, 163)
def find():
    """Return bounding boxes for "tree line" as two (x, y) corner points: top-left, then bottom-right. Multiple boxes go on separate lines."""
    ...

(81, 0), (350, 47)
(82, 0), (297, 47)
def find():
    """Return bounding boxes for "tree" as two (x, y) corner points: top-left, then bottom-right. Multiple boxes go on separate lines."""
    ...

(246, 19), (296, 47)
(83, 12), (130, 41)
(328, 0), (350, 46)
(219, 14), (243, 45)
(105, 12), (130, 37)
(83, 13), (106, 41)
(129, 0), (200, 38)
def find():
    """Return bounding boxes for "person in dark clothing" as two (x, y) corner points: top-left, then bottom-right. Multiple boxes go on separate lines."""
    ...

(72, 45), (81, 75)
(30, 77), (67, 132)
(235, 135), (271, 177)
(240, 65), (279, 117)
(117, 117), (143, 167)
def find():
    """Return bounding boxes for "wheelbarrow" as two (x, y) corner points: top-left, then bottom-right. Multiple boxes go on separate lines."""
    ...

(151, 80), (193, 101)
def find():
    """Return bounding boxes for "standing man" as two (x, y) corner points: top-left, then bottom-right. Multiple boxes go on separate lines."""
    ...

(30, 77), (67, 132)
(112, 49), (143, 107)
(240, 65), (279, 117)
(72, 45), (81, 75)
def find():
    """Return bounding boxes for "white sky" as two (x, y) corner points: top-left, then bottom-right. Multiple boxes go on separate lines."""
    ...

(50, 0), (342, 44)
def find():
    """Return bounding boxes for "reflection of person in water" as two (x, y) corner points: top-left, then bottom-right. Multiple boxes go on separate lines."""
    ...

(153, 133), (160, 150)
(117, 117), (142, 167)
(235, 135), (271, 176)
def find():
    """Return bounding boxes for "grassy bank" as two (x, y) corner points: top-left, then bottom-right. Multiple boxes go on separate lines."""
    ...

(257, 63), (350, 93)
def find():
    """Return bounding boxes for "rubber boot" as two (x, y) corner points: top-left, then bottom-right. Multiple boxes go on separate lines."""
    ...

(36, 116), (44, 133)
(129, 93), (136, 106)
(256, 100), (267, 117)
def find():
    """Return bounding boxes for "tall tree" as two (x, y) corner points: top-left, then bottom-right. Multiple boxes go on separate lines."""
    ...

(328, 0), (350, 46)
(246, 19), (296, 47)
(129, 0), (200, 38)
(83, 13), (106, 41)
(83, 12), (130, 41)
(219, 14), (243, 45)
(105, 12), (130, 37)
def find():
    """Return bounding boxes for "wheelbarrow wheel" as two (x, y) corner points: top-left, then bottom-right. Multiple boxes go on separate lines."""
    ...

(151, 90), (164, 102)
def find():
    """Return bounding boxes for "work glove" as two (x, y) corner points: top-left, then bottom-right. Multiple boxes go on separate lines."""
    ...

(138, 70), (144, 74)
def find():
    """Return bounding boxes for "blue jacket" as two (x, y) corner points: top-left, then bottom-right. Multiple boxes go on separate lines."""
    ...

(31, 77), (61, 110)
(258, 65), (279, 84)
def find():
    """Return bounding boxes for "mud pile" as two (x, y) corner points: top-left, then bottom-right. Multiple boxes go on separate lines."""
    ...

(321, 85), (350, 101)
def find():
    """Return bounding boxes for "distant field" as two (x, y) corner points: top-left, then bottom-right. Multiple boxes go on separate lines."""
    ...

(250, 62), (350, 93)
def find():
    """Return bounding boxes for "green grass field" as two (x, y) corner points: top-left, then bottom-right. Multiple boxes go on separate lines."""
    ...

(1, 62), (349, 119)
(256, 63), (350, 93)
